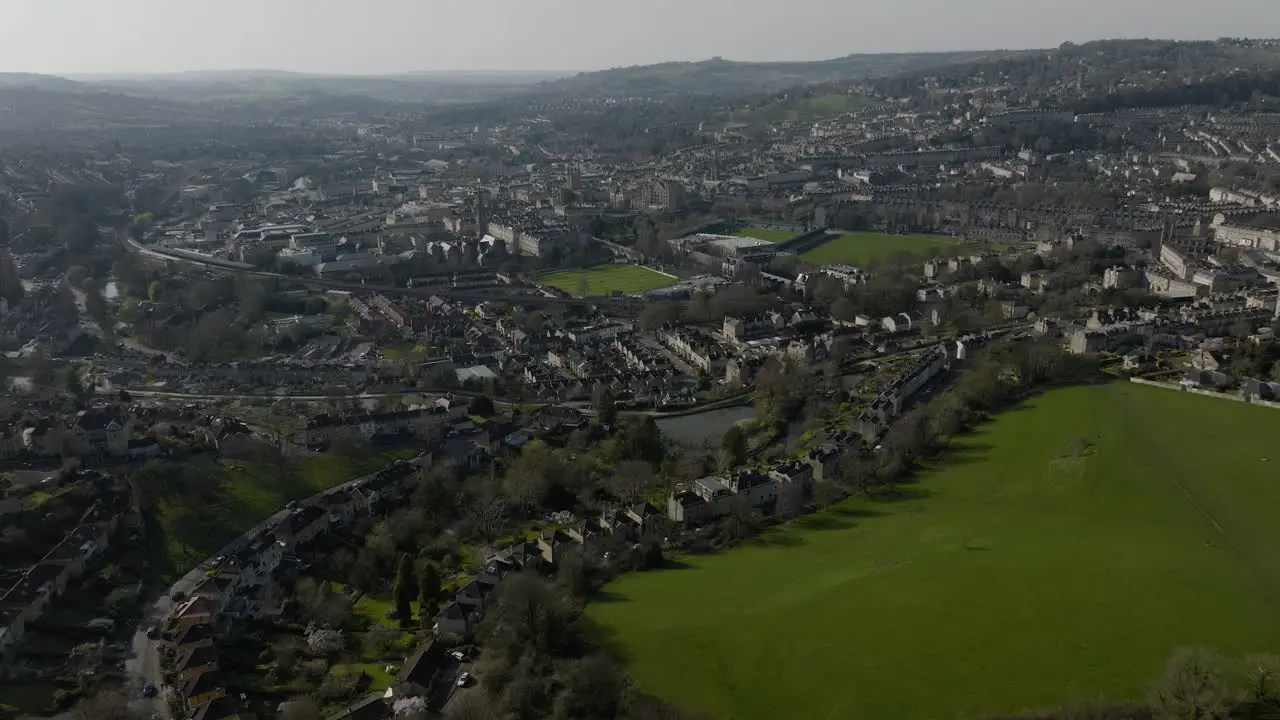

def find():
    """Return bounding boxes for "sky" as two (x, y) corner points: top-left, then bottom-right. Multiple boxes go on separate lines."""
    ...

(2, 0), (1279, 76)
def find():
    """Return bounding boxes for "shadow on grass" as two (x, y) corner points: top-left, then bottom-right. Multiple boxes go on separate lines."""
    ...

(792, 514), (853, 532)
(589, 589), (630, 604)
(575, 613), (636, 665)
(828, 505), (885, 520)
(748, 528), (809, 549)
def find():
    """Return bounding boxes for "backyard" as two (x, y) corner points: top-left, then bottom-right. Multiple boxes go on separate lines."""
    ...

(732, 227), (796, 243)
(801, 231), (962, 266)
(584, 383), (1280, 720)
(539, 264), (676, 296)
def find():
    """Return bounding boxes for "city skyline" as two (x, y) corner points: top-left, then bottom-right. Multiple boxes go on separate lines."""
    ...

(1, 0), (1279, 76)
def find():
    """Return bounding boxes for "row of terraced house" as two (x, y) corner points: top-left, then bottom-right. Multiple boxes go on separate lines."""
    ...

(161, 460), (423, 720)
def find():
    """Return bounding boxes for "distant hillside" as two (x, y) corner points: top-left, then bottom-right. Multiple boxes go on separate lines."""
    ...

(77, 71), (566, 105)
(870, 39), (1280, 102)
(524, 51), (1028, 99)
(0, 73), (88, 92)
(0, 82), (199, 133)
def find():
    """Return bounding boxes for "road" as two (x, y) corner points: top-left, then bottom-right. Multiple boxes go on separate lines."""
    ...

(123, 456), (426, 718)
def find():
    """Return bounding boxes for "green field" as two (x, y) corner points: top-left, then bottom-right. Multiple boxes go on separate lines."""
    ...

(539, 264), (677, 296)
(733, 227), (797, 243)
(802, 231), (962, 266)
(155, 450), (415, 579)
(584, 384), (1280, 720)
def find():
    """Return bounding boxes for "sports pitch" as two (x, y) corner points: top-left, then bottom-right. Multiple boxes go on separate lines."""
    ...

(801, 231), (962, 265)
(733, 227), (797, 243)
(584, 384), (1280, 720)
(539, 264), (676, 296)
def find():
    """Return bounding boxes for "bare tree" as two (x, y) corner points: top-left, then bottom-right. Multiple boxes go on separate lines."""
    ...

(553, 654), (629, 719)
(469, 496), (509, 543)
(1150, 646), (1232, 720)
(279, 696), (323, 720)
(611, 461), (656, 505)
(68, 690), (142, 720)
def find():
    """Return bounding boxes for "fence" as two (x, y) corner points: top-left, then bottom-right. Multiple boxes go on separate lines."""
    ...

(1128, 377), (1280, 410)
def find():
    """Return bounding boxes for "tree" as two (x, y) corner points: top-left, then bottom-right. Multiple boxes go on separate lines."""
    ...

(394, 696), (430, 718)
(592, 385), (618, 428)
(552, 654), (629, 720)
(69, 641), (104, 693)
(610, 460), (655, 504)
(445, 692), (500, 720)
(1150, 646), (1232, 720)
(1244, 654), (1280, 704)
(480, 573), (572, 658)
(66, 265), (89, 290)
(615, 417), (665, 465)
(305, 626), (344, 654)
(69, 690), (142, 720)
(280, 697), (324, 720)
(418, 562), (442, 623)
(393, 554), (418, 623)
(104, 588), (134, 617)
(721, 425), (748, 469)
(468, 495), (509, 542)
(471, 395), (496, 417)
(330, 428), (371, 462)
(258, 417), (298, 482)
(84, 278), (109, 324)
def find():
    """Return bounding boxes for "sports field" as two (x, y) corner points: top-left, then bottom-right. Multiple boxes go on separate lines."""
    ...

(801, 231), (962, 265)
(733, 227), (796, 243)
(539, 264), (677, 296)
(584, 384), (1280, 720)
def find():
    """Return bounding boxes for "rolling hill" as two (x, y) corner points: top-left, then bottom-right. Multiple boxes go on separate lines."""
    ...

(524, 50), (1028, 98)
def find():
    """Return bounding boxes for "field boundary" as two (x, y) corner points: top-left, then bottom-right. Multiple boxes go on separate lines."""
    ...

(1128, 377), (1280, 410)
(1115, 384), (1280, 606)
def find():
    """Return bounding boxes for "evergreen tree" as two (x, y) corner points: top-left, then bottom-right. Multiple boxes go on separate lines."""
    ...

(418, 562), (441, 625)
(393, 554), (417, 624)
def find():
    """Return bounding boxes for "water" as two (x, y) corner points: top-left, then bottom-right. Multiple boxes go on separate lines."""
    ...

(657, 405), (756, 445)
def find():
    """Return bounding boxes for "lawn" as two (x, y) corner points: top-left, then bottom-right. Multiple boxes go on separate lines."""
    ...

(332, 662), (395, 692)
(801, 231), (962, 266)
(584, 384), (1280, 720)
(539, 264), (677, 296)
(733, 227), (796, 243)
(381, 343), (427, 361)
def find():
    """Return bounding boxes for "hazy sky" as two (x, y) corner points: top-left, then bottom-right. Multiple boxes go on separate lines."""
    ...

(3, 0), (1279, 75)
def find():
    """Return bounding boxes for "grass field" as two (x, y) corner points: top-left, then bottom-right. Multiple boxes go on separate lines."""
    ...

(584, 383), (1280, 720)
(155, 450), (415, 579)
(733, 227), (796, 243)
(539, 264), (676, 296)
(802, 231), (962, 266)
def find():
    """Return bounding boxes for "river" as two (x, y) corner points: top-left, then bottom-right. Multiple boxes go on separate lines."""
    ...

(656, 405), (757, 445)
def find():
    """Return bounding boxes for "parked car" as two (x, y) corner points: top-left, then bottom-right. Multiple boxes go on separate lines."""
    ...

(142, 683), (157, 698)
(456, 672), (471, 687)
(144, 625), (158, 639)
(450, 650), (466, 662)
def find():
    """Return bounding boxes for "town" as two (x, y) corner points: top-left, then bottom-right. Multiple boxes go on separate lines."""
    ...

(2, 31), (1280, 720)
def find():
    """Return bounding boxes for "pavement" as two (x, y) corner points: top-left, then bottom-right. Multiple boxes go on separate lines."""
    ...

(122, 456), (424, 719)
